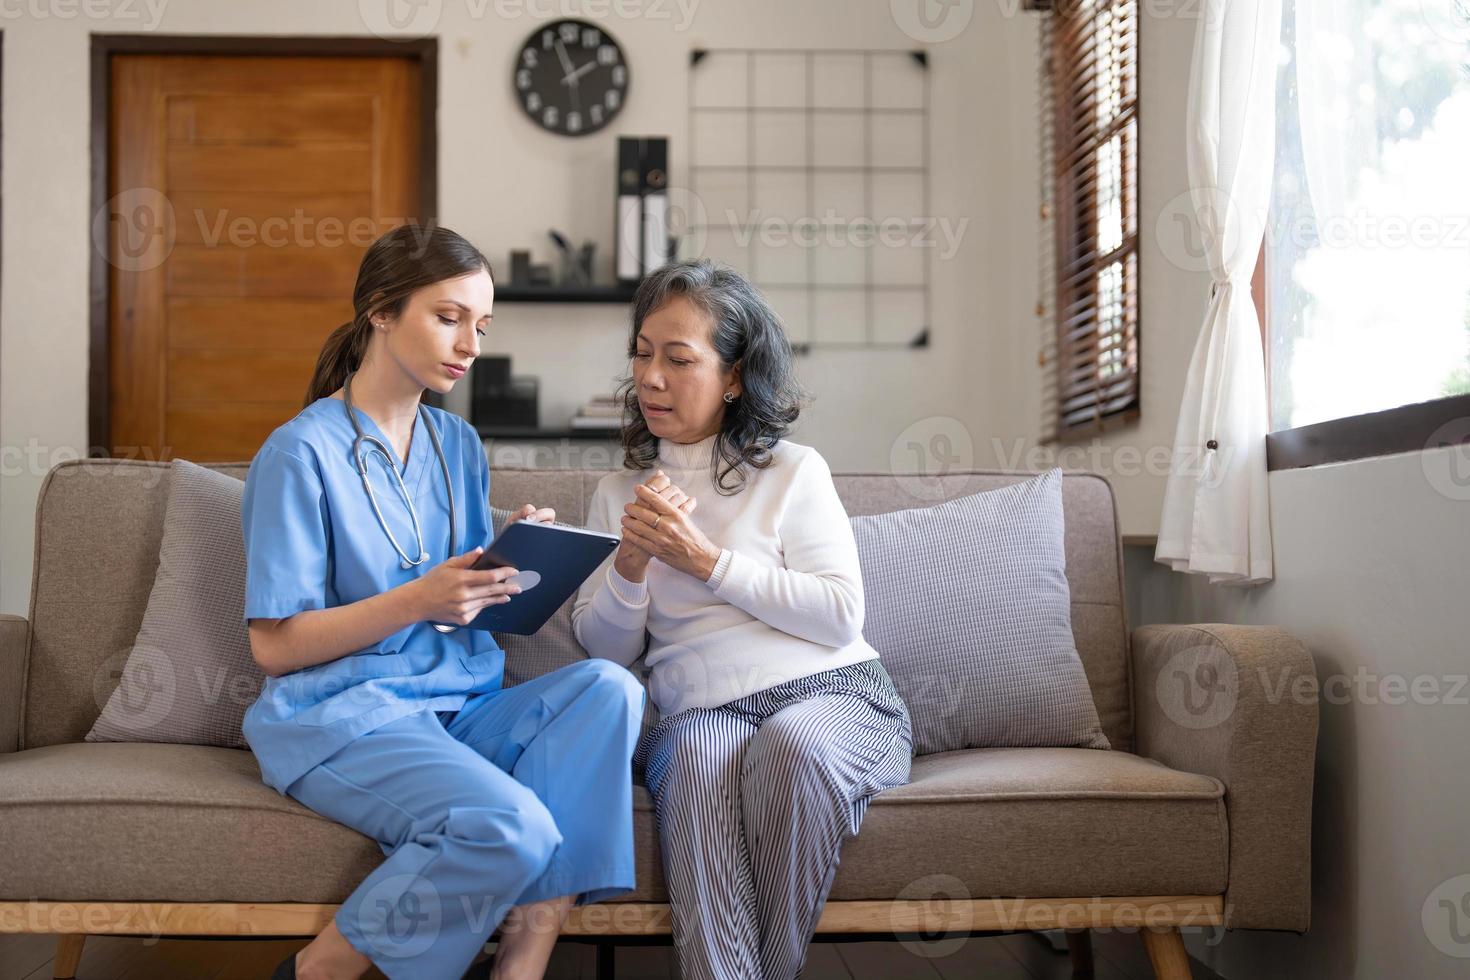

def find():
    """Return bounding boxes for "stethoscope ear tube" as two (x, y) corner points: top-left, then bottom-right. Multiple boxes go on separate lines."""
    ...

(343, 371), (461, 633)
(357, 441), (430, 571)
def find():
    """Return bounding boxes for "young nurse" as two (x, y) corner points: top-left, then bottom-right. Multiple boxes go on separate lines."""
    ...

(242, 224), (645, 980)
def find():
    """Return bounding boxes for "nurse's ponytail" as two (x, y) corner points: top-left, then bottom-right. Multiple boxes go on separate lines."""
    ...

(304, 315), (372, 408)
(303, 223), (494, 407)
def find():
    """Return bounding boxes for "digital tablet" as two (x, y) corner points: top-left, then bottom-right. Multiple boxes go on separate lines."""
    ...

(452, 520), (621, 635)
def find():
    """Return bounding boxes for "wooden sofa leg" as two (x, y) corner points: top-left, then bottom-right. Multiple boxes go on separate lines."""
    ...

(1066, 928), (1094, 975)
(1140, 927), (1192, 980)
(53, 935), (86, 979)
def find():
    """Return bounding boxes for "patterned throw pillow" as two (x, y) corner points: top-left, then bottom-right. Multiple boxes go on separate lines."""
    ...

(87, 460), (262, 747)
(849, 468), (1109, 755)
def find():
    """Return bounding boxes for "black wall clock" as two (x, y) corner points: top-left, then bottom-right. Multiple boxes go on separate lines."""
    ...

(513, 19), (629, 137)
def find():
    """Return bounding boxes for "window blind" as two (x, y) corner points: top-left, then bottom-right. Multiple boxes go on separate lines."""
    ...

(1030, 0), (1140, 439)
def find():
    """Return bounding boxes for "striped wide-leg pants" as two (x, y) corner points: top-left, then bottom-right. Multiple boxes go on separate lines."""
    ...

(635, 658), (913, 980)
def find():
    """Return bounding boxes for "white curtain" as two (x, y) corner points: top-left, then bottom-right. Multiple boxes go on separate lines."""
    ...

(1294, 0), (1373, 229)
(1154, 0), (1281, 586)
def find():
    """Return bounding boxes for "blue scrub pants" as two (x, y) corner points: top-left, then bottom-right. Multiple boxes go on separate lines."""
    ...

(286, 659), (645, 980)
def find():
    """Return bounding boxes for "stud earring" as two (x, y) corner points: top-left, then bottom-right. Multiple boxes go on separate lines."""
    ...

(723, 392), (735, 403)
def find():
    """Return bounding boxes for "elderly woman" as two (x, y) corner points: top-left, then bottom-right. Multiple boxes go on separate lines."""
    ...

(571, 259), (913, 980)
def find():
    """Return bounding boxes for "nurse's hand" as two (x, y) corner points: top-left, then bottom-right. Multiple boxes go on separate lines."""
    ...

(407, 547), (522, 626)
(503, 503), (556, 533)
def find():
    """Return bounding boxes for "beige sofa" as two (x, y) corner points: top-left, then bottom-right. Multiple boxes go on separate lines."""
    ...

(0, 458), (1318, 979)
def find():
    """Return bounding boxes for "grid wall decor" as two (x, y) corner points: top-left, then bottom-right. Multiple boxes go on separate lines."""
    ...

(685, 48), (932, 352)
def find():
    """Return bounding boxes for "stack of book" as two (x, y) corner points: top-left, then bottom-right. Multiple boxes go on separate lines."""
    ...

(570, 395), (625, 431)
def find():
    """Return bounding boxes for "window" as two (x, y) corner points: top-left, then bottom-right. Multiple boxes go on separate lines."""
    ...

(1033, 0), (1140, 441)
(1268, 0), (1470, 432)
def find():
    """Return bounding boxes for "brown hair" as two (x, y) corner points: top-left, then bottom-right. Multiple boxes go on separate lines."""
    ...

(304, 223), (494, 407)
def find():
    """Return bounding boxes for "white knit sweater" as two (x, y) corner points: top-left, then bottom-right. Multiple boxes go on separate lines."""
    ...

(571, 433), (880, 714)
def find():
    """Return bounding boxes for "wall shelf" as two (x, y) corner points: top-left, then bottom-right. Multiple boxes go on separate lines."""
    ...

(495, 283), (640, 304)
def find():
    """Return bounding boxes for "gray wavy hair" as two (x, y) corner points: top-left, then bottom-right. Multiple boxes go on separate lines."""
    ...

(615, 259), (810, 495)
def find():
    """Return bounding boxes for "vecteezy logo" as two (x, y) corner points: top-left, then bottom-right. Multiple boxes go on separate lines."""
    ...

(92, 187), (176, 273)
(890, 0), (975, 43)
(1422, 417), (1470, 502)
(1423, 873), (1470, 958)
(1154, 185), (1254, 275)
(890, 416), (975, 502)
(357, 873), (443, 960)
(663, 185), (710, 264)
(647, 645), (709, 708)
(1155, 644), (1239, 730)
(93, 647), (177, 733)
(892, 874), (971, 957)
(359, 0), (443, 40)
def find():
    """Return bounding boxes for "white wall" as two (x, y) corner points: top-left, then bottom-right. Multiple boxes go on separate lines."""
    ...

(1126, 446), (1470, 980)
(0, 0), (1023, 614)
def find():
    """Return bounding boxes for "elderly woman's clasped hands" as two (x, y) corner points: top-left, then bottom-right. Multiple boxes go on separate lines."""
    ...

(615, 470), (722, 583)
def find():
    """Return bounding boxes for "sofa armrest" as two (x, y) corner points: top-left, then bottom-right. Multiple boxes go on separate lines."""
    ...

(0, 614), (29, 754)
(1131, 623), (1318, 932)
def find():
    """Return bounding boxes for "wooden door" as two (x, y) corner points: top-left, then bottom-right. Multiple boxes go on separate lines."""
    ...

(103, 54), (425, 461)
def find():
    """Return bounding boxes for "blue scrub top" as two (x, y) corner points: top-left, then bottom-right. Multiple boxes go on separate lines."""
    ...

(239, 395), (505, 793)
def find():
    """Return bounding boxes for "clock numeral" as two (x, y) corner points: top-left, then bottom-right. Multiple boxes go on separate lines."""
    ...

(567, 111), (582, 133)
(526, 92), (542, 112)
(559, 23), (578, 43)
(543, 106), (560, 128)
(611, 65), (626, 87)
(516, 68), (532, 91)
(582, 28), (600, 48)
(542, 29), (554, 49)
(597, 44), (619, 67)
(521, 48), (538, 68)
(590, 105), (604, 125)
(605, 89), (621, 111)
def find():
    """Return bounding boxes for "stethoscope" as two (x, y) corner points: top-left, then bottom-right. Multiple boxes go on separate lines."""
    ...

(343, 369), (460, 633)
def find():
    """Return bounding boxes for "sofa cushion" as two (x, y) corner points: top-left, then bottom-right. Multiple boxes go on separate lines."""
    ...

(86, 460), (263, 749)
(0, 742), (381, 904)
(851, 469), (1110, 755)
(0, 742), (1225, 904)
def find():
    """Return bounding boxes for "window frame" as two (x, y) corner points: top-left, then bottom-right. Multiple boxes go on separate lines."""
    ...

(1259, 126), (1469, 470)
(1260, 249), (1470, 467)
(1259, 237), (1470, 467)
(1032, 0), (1142, 444)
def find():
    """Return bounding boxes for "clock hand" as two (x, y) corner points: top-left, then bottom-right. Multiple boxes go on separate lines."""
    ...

(554, 39), (576, 81)
(560, 61), (598, 85)
(554, 38), (586, 110)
